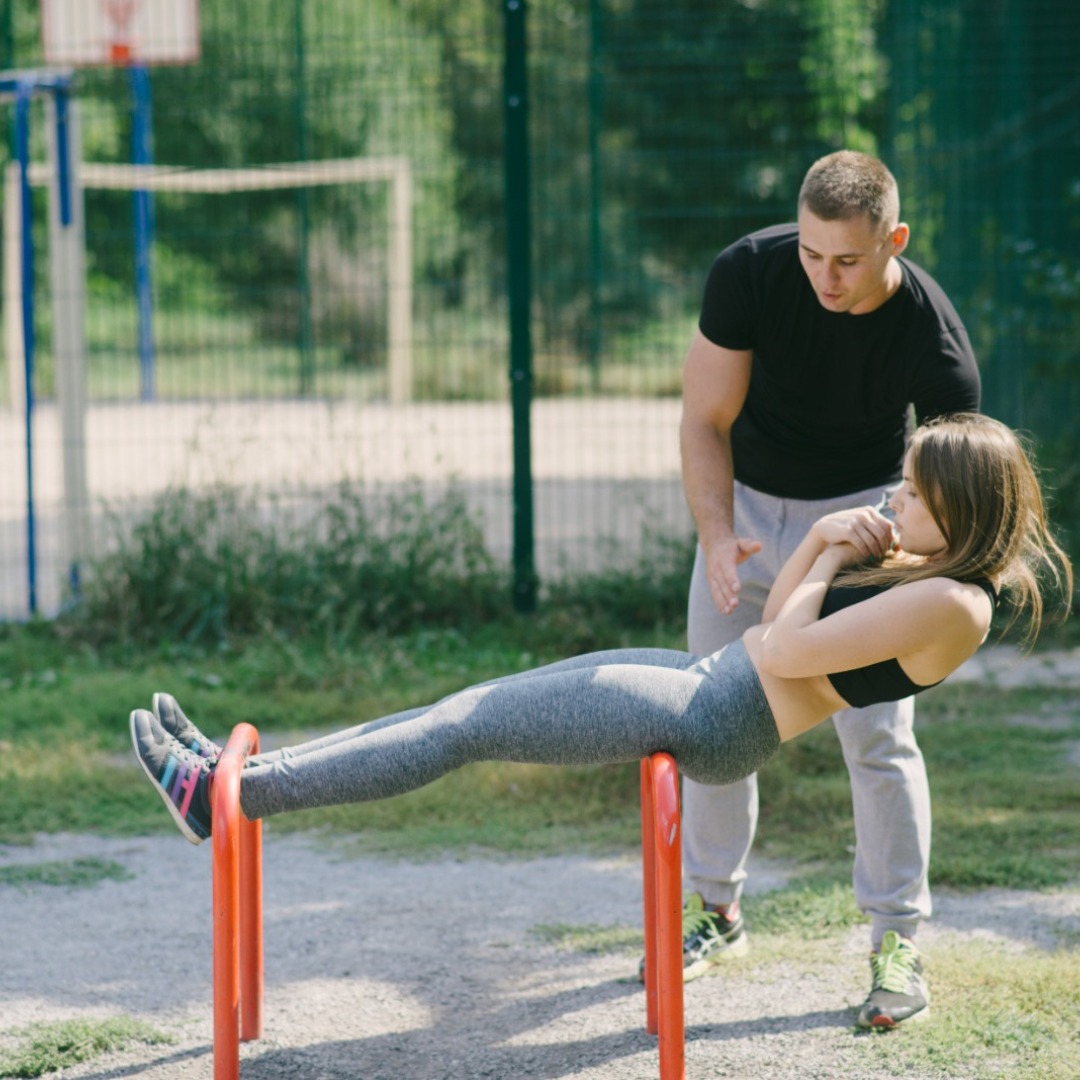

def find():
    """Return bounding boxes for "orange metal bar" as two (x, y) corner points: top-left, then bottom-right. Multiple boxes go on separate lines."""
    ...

(640, 759), (659, 1034)
(212, 723), (262, 1080)
(640, 752), (686, 1080)
(238, 807), (263, 1041)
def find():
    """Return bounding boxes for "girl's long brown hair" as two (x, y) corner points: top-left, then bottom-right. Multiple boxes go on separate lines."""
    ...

(840, 413), (1073, 644)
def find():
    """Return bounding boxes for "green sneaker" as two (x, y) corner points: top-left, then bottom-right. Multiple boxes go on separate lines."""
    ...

(857, 931), (930, 1029)
(681, 893), (749, 981)
(638, 892), (749, 984)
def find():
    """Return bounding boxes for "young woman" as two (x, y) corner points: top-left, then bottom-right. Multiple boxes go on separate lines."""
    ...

(132, 413), (1072, 845)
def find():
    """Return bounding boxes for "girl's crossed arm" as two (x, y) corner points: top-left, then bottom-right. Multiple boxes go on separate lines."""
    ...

(756, 508), (989, 684)
(761, 507), (894, 624)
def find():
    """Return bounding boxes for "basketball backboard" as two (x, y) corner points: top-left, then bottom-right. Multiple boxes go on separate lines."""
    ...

(41, 0), (200, 67)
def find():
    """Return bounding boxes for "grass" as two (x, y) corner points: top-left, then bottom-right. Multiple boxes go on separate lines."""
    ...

(1, 616), (1078, 878)
(861, 942), (1080, 1080)
(530, 921), (645, 956)
(19, 292), (687, 406)
(836, 937), (1080, 1079)
(0, 1018), (173, 1079)
(754, 680), (1080, 890)
(0, 857), (132, 889)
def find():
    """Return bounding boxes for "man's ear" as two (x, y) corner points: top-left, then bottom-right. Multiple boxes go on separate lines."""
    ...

(891, 223), (911, 256)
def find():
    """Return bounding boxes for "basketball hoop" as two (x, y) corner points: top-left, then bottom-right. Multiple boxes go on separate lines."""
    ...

(41, 0), (200, 68)
(104, 0), (137, 64)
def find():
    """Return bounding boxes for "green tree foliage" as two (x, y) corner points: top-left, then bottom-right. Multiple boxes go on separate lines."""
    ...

(401, 0), (888, 366)
(399, 1), (506, 306)
(598, 0), (884, 282)
(883, 0), (1080, 574)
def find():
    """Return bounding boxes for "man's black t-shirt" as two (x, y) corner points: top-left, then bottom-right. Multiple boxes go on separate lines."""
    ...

(698, 224), (981, 499)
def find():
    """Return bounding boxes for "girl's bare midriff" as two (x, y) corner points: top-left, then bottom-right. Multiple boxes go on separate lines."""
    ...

(741, 623), (850, 743)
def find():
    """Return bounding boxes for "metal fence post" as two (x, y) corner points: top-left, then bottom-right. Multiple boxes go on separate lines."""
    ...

(504, 0), (537, 613)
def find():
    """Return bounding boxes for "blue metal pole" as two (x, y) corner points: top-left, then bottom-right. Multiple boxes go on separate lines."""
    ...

(53, 86), (72, 226)
(130, 65), (155, 401)
(15, 82), (37, 614)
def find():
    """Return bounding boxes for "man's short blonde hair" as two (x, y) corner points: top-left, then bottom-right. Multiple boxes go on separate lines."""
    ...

(798, 151), (900, 233)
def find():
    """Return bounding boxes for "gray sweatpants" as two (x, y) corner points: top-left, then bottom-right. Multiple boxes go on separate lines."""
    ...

(238, 640), (780, 822)
(683, 480), (931, 948)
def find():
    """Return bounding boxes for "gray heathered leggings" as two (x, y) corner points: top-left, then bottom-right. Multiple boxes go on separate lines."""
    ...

(237, 639), (779, 822)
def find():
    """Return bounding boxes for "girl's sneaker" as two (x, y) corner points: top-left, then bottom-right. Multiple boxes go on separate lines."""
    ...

(153, 692), (224, 761)
(131, 709), (214, 844)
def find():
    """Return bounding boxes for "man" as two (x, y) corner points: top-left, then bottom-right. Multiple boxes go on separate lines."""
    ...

(676, 150), (980, 1027)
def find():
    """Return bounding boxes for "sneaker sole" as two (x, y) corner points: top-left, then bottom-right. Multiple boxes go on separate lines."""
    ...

(130, 712), (207, 846)
(858, 1004), (931, 1030)
(683, 932), (750, 982)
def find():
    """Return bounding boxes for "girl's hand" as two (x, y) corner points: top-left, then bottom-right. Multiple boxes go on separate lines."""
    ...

(812, 507), (896, 563)
(815, 540), (865, 572)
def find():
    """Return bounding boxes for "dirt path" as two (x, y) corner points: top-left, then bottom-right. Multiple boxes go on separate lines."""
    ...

(3, 829), (1078, 1080)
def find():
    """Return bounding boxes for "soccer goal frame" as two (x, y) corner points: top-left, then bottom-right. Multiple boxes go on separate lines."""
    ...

(8, 154), (415, 408)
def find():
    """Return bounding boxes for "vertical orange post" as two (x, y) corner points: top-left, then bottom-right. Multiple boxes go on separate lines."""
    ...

(640, 752), (686, 1080)
(640, 759), (660, 1034)
(212, 723), (263, 1080)
(238, 807), (263, 1041)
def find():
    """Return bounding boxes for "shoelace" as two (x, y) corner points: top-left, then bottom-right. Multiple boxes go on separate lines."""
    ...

(192, 740), (222, 762)
(870, 940), (918, 993)
(168, 736), (217, 779)
(681, 898), (730, 943)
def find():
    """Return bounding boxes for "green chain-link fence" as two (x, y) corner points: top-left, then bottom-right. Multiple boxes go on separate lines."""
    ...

(0, 0), (1076, 619)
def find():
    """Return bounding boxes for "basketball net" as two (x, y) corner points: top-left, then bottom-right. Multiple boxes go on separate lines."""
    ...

(103, 0), (140, 64)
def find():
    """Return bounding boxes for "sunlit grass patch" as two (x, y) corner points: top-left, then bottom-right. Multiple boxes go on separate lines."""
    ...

(530, 922), (643, 956)
(0, 857), (133, 890)
(0, 1017), (173, 1078)
(756, 682), (1080, 889)
(853, 940), (1080, 1080)
(0, 747), (148, 842)
(746, 878), (865, 939)
(270, 758), (643, 859)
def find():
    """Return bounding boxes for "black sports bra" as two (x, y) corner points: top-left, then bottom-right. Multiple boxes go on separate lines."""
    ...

(819, 578), (997, 708)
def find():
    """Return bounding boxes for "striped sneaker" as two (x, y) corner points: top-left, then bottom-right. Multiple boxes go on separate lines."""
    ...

(856, 931), (930, 1029)
(131, 708), (214, 845)
(153, 692), (223, 761)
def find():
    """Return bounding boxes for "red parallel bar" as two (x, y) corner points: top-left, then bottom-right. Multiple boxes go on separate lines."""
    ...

(640, 753), (686, 1080)
(212, 723), (263, 1080)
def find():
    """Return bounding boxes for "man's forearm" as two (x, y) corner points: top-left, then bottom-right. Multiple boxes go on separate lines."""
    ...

(681, 422), (737, 551)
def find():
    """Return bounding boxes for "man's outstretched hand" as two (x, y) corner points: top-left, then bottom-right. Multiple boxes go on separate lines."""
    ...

(705, 536), (763, 616)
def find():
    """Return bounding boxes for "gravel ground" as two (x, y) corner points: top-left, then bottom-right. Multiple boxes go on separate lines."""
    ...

(2, 645), (1078, 1079)
(3, 832), (1078, 1080)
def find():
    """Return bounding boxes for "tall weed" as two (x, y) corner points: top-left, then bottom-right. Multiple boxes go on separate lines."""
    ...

(541, 529), (694, 652)
(63, 482), (505, 648)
